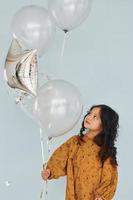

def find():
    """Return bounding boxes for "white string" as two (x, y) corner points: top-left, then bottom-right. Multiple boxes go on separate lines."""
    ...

(39, 128), (51, 200)
(39, 127), (45, 164)
(39, 127), (46, 199)
(59, 32), (68, 67)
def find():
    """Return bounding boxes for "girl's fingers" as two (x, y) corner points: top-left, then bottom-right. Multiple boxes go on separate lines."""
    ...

(41, 169), (50, 180)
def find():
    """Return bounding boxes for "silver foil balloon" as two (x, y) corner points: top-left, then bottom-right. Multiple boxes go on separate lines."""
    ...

(11, 5), (56, 57)
(34, 79), (83, 138)
(4, 38), (38, 96)
(48, 0), (92, 32)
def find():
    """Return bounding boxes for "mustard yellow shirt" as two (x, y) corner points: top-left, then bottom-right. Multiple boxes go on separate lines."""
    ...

(47, 135), (118, 200)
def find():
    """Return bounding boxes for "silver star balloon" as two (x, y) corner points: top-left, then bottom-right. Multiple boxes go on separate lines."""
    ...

(4, 37), (38, 96)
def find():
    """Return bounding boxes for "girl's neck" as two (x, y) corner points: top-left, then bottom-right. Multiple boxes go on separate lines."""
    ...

(86, 130), (98, 139)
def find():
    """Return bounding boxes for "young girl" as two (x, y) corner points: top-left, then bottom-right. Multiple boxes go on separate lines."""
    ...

(41, 104), (119, 200)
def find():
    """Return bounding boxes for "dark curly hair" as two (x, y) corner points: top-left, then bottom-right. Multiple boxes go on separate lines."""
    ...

(79, 104), (119, 167)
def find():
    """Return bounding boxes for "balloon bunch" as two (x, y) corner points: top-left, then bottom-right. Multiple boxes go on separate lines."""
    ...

(4, 0), (92, 198)
(4, 0), (92, 137)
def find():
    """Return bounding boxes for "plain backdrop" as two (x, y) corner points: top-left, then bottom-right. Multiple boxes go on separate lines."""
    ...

(0, 0), (131, 199)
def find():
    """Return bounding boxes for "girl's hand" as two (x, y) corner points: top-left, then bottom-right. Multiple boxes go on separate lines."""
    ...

(41, 168), (51, 181)
(95, 197), (103, 200)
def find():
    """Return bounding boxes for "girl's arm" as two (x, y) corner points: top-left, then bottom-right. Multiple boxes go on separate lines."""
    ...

(46, 136), (76, 180)
(94, 158), (118, 200)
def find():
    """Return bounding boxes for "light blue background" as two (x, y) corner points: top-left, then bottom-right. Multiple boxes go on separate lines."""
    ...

(0, 0), (131, 199)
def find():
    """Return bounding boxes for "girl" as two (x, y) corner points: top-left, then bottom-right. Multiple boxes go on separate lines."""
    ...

(41, 104), (119, 200)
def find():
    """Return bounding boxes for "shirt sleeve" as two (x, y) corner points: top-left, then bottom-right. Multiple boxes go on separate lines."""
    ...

(46, 136), (76, 180)
(95, 158), (118, 200)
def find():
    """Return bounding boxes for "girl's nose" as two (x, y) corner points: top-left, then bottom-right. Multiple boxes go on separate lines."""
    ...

(86, 115), (92, 121)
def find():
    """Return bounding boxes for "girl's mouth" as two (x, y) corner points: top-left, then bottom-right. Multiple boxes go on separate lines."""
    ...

(85, 120), (90, 124)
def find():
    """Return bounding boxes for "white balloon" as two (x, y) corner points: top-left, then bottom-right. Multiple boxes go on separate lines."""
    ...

(34, 80), (83, 138)
(48, 0), (92, 32)
(11, 5), (56, 56)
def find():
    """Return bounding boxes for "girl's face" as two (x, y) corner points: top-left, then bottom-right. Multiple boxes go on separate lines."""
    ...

(84, 107), (103, 133)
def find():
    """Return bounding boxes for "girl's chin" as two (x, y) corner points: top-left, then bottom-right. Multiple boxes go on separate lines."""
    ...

(84, 127), (89, 130)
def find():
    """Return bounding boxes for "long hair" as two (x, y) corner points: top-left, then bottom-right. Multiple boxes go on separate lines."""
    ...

(79, 104), (119, 167)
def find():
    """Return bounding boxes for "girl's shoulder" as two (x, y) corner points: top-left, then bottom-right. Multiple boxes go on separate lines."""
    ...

(66, 135), (79, 144)
(63, 135), (81, 149)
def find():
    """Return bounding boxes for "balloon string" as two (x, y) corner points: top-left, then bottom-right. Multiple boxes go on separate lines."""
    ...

(39, 127), (45, 164)
(39, 128), (51, 199)
(60, 32), (67, 67)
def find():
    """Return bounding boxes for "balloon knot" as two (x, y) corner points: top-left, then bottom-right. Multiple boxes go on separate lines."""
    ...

(63, 29), (68, 34)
